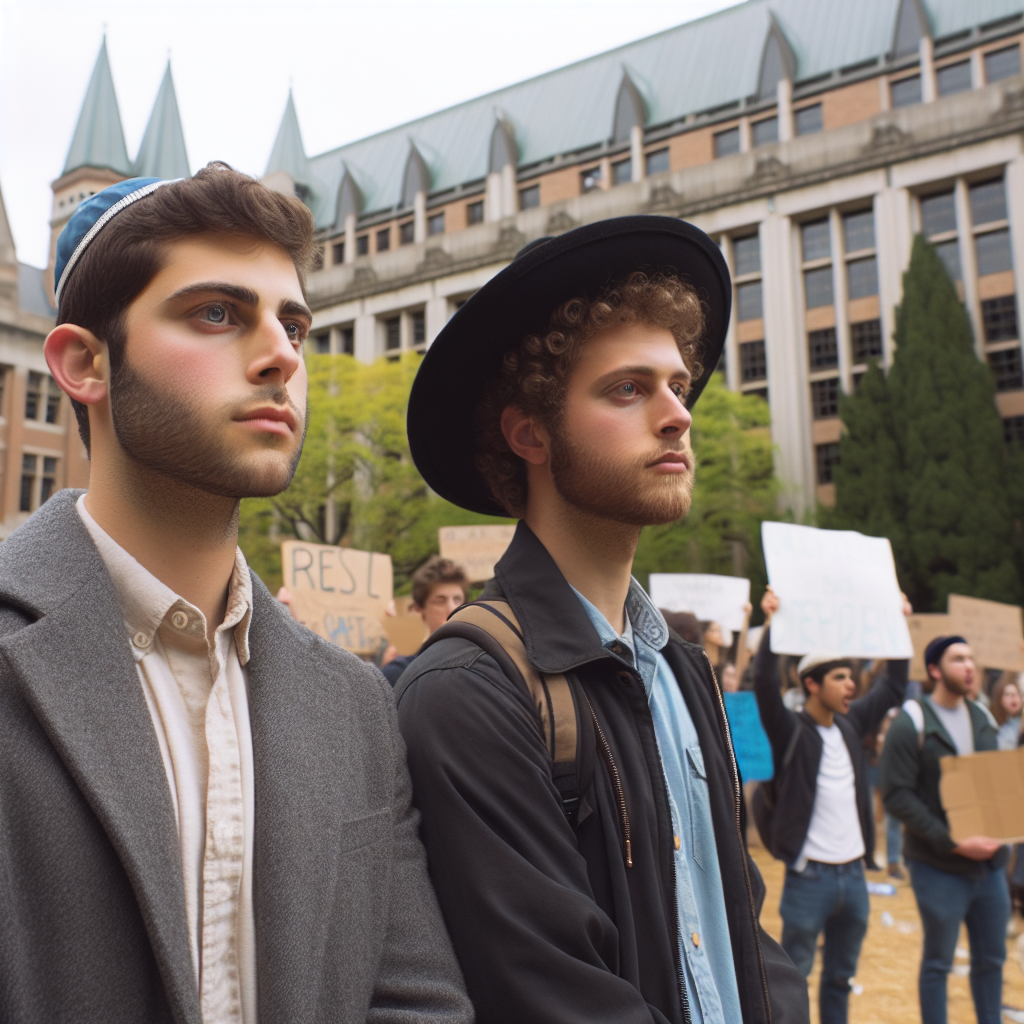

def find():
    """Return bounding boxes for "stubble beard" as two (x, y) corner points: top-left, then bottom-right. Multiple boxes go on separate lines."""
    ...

(109, 359), (306, 499)
(547, 418), (695, 526)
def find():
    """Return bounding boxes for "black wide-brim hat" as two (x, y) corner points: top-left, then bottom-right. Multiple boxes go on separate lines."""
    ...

(407, 215), (731, 516)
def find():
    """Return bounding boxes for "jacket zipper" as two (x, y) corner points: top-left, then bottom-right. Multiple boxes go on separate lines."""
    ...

(701, 649), (773, 1024)
(587, 700), (632, 868)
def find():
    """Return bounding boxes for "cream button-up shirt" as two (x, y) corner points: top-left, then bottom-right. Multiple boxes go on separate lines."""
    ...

(77, 496), (257, 1024)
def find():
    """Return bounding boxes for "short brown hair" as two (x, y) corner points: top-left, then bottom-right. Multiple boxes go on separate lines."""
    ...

(58, 163), (318, 452)
(411, 556), (469, 608)
(991, 673), (1022, 726)
(474, 271), (705, 516)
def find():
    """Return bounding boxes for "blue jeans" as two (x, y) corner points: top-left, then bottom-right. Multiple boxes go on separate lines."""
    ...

(780, 859), (870, 1024)
(907, 858), (1010, 1024)
(885, 813), (901, 865)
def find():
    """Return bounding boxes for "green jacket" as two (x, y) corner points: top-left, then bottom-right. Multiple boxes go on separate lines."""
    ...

(879, 696), (1008, 876)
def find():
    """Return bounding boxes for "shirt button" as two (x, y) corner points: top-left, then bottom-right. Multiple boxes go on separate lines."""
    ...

(133, 631), (151, 649)
(171, 610), (189, 630)
(674, 835), (681, 851)
(692, 932), (700, 948)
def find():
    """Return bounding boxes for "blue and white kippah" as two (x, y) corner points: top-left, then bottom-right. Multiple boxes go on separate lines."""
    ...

(54, 176), (179, 306)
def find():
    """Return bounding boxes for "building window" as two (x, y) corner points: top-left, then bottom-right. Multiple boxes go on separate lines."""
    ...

(804, 267), (834, 308)
(44, 378), (60, 424)
(843, 210), (875, 252)
(970, 179), (1007, 225)
(399, 221), (415, 245)
(891, 75), (922, 108)
(934, 240), (962, 281)
(847, 257), (879, 299)
(851, 319), (883, 363)
(356, 234), (369, 256)
(428, 211), (445, 236)
(811, 377), (840, 419)
(986, 44), (1021, 83)
(736, 281), (763, 321)
(816, 442), (841, 485)
(739, 340), (767, 382)
(315, 333), (330, 354)
(611, 158), (632, 185)
(794, 104), (823, 135)
(384, 317), (401, 351)
(340, 326), (355, 355)
(989, 347), (1024, 391)
(801, 219), (831, 261)
(40, 457), (57, 505)
(519, 184), (540, 210)
(332, 241), (345, 264)
(580, 166), (602, 192)
(411, 310), (426, 348)
(808, 328), (838, 369)
(25, 371), (41, 420)
(976, 229), (1013, 276)
(376, 228), (391, 252)
(713, 127), (740, 158)
(982, 295), (1019, 342)
(921, 191), (957, 236)
(752, 117), (778, 146)
(645, 149), (669, 175)
(19, 454), (35, 513)
(937, 61), (972, 96)
(467, 200), (484, 225)
(1004, 415), (1024, 445)
(733, 234), (761, 276)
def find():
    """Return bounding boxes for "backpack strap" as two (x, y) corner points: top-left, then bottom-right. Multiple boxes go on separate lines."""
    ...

(903, 698), (925, 749)
(422, 600), (587, 825)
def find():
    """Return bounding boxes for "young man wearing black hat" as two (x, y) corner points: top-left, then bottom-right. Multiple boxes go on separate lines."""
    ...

(0, 167), (470, 1023)
(396, 216), (808, 1024)
(880, 636), (1009, 1024)
(753, 589), (909, 1024)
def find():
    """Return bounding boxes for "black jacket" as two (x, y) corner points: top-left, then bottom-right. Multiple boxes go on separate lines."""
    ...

(879, 695), (1008, 876)
(395, 523), (808, 1024)
(752, 627), (908, 868)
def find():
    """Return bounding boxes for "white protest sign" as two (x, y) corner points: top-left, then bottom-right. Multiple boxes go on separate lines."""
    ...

(648, 573), (751, 632)
(761, 521), (912, 658)
(438, 524), (516, 583)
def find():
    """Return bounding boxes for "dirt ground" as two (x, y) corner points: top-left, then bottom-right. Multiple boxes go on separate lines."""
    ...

(751, 841), (1024, 1024)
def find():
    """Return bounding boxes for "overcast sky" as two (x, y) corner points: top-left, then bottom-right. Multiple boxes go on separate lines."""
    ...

(0, 0), (738, 269)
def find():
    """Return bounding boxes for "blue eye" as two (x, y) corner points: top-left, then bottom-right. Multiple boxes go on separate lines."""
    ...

(203, 304), (228, 324)
(617, 382), (636, 396)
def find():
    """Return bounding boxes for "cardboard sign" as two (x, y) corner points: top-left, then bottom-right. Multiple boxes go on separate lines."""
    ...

(648, 573), (751, 632)
(723, 691), (774, 782)
(438, 525), (516, 583)
(947, 594), (1024, 672)
(383, 598), (428, 656)
(281, 540), (393, 655)
(761, 522), (912, 658)
(940, 747), (1024, 843)
(907, 613), (956, 681)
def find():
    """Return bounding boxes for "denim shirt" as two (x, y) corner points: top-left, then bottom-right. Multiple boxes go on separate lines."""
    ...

(571, 582), (741, 1024)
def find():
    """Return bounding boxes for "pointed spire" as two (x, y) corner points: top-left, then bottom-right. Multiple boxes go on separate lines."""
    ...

(134, 62), (190, 179)
(611, 70), (645, 144)
(63, 38), (132, 176)
(265, 91), (310, 187)
(758, 15), (797, 100)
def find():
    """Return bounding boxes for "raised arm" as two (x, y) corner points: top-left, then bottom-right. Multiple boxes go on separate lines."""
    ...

(751, 589), (797, 763)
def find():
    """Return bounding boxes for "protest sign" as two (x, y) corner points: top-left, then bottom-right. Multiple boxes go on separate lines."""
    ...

(761, 522), (912, 658)
(946, 594), (1024, 672)
(648, 573), (751, 632)
(907, 614), (956, 680)
(281, 540), (393, 655)
(723, 691), (774, 782)
(940, 747), (1024, 843)
(438, 524), (516, 583)
(383, 598), (428, 656)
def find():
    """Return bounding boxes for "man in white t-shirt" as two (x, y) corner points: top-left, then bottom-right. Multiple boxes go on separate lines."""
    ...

(754, 589), (909, 1024)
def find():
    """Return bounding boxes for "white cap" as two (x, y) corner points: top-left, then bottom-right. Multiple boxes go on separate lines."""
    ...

(797, 652), (848, 677)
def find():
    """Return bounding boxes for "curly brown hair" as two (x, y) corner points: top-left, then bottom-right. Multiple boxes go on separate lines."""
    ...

(475, 271), (706, 516)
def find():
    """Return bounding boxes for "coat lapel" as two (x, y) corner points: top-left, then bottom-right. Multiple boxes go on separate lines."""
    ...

(0, 492), (199, 1024)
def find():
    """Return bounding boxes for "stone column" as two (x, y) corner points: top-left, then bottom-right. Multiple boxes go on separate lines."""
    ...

(501, 164), (517, 218)
(954, 177), (983, 354)
(739, 118), (752, 154)
(353, 311), (377, 363)
(344, 213), (356, 264)
(630, 125), (644, 182)
(414, 190), (427, 243)
(718, 234), (740, 391)
(919, 36), (937, 103)
(425, 295), (450, 347)
(776, 78), (794, 142)
(829, 208), (852, 393)
(970, 49), (985, 89)
(485, 171), (502, 222)
(873, 186), (911, 368)
(1003, 155), (1024, 371)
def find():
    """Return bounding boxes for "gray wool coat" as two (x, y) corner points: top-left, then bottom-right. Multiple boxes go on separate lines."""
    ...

(0, 490), (472, 1024)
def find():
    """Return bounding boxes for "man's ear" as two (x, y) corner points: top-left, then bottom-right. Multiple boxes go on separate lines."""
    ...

(501, 406), (549, 466)
(44, 324), (107, 405)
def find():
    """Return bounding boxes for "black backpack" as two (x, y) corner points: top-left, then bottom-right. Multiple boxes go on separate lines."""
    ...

(750, 722), (801, 858)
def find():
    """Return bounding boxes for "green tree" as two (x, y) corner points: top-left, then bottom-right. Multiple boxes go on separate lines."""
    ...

(633, 373), (779, 617)
(832, 235), (1021, 610)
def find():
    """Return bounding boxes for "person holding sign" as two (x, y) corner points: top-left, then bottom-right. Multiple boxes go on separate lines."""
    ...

(752, 588), (909, 1024)
(2, 168), (471, 1023)
(879, 636), (1009, 1024)
(397, 217), (808, 1024)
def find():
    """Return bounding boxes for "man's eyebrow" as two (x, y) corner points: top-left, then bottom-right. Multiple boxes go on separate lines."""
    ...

(280, 298), (313, 321)
(164, 281), (261, 306)
(596, 364), (693, 384)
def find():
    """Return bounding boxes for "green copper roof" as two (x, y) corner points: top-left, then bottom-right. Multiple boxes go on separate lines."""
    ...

(134, 62), (190, 180)
(63, 38), (132, 177)
(265, 91), (310, 186)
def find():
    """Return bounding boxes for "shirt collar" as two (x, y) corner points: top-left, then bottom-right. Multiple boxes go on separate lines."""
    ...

(76, 494), (252, 664)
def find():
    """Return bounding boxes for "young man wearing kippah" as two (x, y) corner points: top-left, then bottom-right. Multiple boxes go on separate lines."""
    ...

(0, 167), (471, 1024)
(753, 588), (909, 1024)
(395, 217), (808, 1024)
(880, 635), (1009, 1024)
